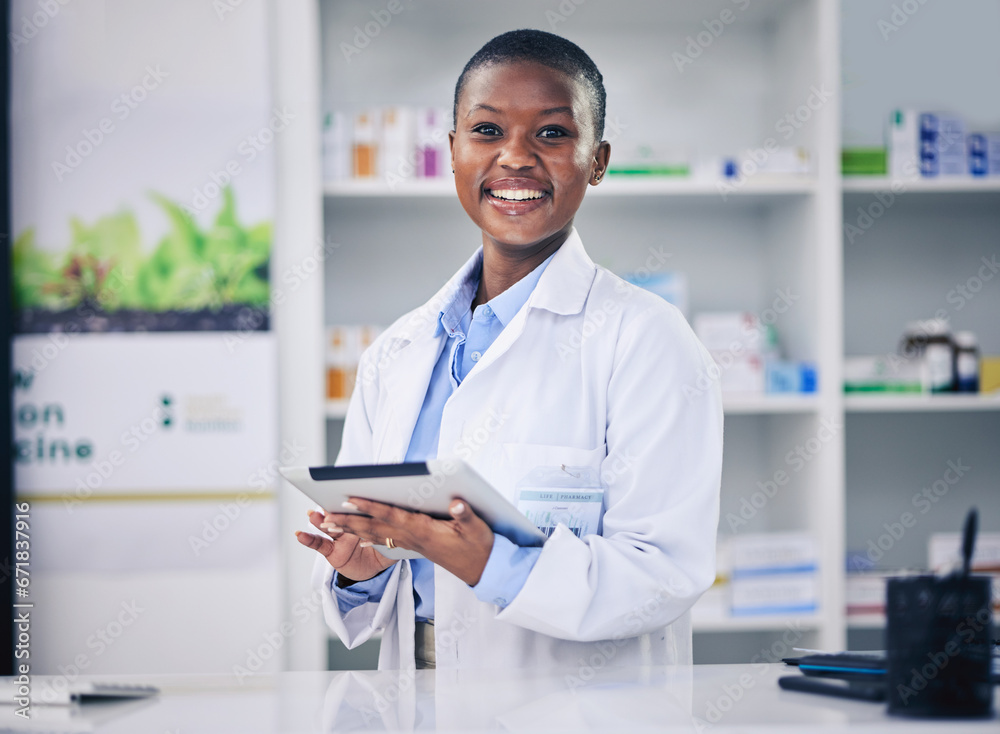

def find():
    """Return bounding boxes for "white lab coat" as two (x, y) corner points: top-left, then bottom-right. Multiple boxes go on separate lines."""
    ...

(314, 228), (723, 671)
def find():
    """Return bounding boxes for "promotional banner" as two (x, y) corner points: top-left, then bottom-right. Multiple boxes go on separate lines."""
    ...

(10, 0), (280, 572)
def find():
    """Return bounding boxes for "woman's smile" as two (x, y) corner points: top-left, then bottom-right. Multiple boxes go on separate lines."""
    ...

(484, 176), (551, 215)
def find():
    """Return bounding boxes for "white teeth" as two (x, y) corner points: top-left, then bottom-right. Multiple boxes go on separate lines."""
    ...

(489, 189), (545, 201)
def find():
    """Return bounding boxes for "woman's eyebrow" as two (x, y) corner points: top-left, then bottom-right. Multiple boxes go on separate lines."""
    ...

(465, 104), (575, 118)
(466, 103), (501, 117)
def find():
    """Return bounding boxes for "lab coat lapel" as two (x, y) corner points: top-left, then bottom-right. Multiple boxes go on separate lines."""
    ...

(462, 228), (597, 379)
(375, 251), (481, 461)
(377, 330), (442, 462)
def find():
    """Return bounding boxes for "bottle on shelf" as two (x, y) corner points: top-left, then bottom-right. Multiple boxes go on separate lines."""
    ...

(352, 110), (379, 179)
(953, 331), (980, 393)
(322, 111), (349, 182)
(899, 318), (954, 393)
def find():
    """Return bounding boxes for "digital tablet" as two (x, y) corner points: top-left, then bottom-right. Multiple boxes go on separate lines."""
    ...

(280, 460), (548, 560)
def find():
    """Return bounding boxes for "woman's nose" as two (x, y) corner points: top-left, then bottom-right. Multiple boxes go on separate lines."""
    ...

(497, 134), (535, 169)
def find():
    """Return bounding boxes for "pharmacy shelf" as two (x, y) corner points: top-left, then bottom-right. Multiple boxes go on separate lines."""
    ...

(844, 394), (1000, 413)
(841, 176), (1000, 194)
(692, 613), (823, 633)
(324, 178), (454, 197)
(722, 394), (821, 414)
(323, 176), (817, 199)
(593, 176), (816, 197)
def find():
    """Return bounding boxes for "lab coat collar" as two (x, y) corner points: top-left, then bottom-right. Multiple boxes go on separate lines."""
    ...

(525, 228), (596, 317)
(399, 227), (594, 343)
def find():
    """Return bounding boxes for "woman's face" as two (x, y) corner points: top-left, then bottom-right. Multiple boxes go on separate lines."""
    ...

(450, 61), (610, 252)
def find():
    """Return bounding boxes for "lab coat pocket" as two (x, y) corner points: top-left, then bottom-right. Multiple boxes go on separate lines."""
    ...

(502, 443), (607, 539)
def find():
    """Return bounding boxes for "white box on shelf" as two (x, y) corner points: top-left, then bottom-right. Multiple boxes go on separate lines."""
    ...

(694, 312), (761, 353)
(887, 108), (919, 179)
(743, 146), (810, 175)
(919, 112), (967, 177)
(381, 106), (417, 184)
(729, 532), (818, 574)
(322, 111), (349, 182)
(709, 353), (765, 394)
(729, 532), (818, 616)
(967, 132), (1000, 176)
(730, 573), (818, 616)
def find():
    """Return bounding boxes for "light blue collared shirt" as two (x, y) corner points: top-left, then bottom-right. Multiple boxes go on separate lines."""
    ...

(333, 249), (555, 619)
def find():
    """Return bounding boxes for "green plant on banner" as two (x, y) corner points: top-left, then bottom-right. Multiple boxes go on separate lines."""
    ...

(12, 186), (271, 323)
(139, 188), (270, 312)
(63, 210), (146, 310)
(12, 229), (61, 310)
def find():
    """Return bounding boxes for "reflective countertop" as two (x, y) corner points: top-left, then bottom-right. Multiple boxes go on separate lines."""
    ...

(2, 663), (997, 733)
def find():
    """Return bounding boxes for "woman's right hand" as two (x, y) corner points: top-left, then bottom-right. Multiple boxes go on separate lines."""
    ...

(295, 509), (396, 584)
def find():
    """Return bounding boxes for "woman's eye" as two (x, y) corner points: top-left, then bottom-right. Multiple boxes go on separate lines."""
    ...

(538, 127), (567, 139)
(472, 124), (501, 136)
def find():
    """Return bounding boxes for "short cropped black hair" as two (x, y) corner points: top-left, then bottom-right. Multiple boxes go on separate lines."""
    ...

(453, 29), (606, 141)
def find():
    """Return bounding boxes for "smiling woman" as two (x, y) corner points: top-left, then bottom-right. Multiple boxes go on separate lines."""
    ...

(297, 29), (723, 672)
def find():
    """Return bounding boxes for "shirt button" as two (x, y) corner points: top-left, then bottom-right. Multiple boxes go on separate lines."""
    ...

(493, 597), (507, 606)
(482, 305), (493, 317)
(470, 351), (482, 362)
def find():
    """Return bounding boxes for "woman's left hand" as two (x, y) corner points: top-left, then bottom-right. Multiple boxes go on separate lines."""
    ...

(326, 497), (495, 586)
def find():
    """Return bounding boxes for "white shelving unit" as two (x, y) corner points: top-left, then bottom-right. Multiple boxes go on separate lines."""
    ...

(282, 0), (999, 666)
(845, 394), (1000, 413)
(842, 176), (1000, 194)
(313, 0), (845, 665)
(839, 0), (1000, 647)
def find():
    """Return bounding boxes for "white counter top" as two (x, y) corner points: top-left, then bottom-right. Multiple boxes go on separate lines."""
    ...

(2, 664), (996, 733)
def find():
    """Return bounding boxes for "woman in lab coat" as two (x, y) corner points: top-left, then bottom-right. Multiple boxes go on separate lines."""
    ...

(296, 30), (723, 671)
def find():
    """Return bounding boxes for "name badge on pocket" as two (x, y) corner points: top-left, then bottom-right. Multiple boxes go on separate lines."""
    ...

(516, 464), (604, 539)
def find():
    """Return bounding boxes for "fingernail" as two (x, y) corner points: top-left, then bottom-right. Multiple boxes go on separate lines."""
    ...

(451, 502), (465, 515)
(342, 501), (359, 511)
(320, 523), (341, 532)
(359, 541), (373, 548)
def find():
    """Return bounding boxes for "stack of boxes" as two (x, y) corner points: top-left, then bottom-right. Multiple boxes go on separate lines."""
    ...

(887, 109), (1000, 179)
(694, 533), (820, 622)
(728, 533), (819, 617)
(844, 532), (1000, 626)
(693, 312), (817, 395)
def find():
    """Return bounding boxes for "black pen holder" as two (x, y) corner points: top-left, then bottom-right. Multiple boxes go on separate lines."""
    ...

(885, 574), (993, 718)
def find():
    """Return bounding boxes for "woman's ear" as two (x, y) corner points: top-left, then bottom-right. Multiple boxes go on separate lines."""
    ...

(448, 130), (456, 174)
(591, 140), (611, 185)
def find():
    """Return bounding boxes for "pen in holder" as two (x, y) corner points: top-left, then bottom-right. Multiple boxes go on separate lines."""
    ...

(885, 508), (994, 718)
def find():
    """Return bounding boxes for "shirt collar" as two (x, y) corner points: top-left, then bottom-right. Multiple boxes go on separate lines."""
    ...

(433, 246), (557, 336)
(435, 250), (481, 338)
